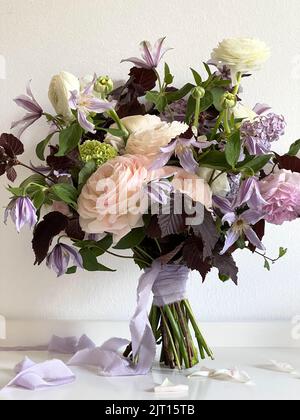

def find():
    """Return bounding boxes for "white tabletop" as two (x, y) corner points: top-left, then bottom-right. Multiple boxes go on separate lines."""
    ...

(0, 348), (299, 400)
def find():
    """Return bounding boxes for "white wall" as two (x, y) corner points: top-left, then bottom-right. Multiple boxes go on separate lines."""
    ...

(0, 0), (300, 322)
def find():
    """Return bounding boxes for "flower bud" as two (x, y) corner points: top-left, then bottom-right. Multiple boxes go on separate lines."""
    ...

(94, 76), (114, 96)
(221, 92), (237, 109)
(191, 86), (206, 100)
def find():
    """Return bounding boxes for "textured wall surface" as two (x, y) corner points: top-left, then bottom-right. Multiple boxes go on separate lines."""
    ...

(0, 0), (300, 322)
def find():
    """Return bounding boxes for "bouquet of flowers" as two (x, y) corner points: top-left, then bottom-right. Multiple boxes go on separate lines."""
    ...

(1, 37), (300, 374)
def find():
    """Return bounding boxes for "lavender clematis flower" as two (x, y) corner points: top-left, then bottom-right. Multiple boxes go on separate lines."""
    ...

(121, 37), (172, 69)
(69, 77), (116, 133)
(151, 135), (213, 174)
(145, 177), (174, 205)
(11, 81), (43, 137)
(234, 177), (268, 209)
(46, 243), (83, 277)
(4, 196), (37, 233)
(220, 209), (265, 255)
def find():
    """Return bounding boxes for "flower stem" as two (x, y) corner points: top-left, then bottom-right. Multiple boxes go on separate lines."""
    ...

(108, 109), (129, 141)
(17, 161), (54, 183)
(193, 96), (201, 130)
(160, 307), (181, 369)
(232, 72), (242, 96)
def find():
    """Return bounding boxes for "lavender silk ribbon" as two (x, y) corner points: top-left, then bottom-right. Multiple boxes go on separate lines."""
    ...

(1, 262), (189, 388)
(69, 262), (189, 376)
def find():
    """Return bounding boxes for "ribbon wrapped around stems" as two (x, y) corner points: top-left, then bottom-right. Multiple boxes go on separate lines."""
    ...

(69, 262), (189, 376)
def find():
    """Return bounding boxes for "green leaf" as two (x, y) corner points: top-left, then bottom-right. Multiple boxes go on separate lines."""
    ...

(225, 131), (241, 168)
(106, 128), (126, 138)
(56, 124), (83, 157)
(279, 247), (288, 258)
(80, 248), (115, 272)
(198, 150), (232, 171)
(211, 87), (226, 111)
(199, 91), (214, 113)
(219, 274), (230, 282)
(288, 139), (300, 156)
(7, 186), (24, 197)
(185, 95), (196, 124)
(51, 183), (78, 208)
(164, 63), (174, 85)
(145, 91), (168, 113)
(190, 68), (202, 86)
(237, 154), (273, 174)
(66, 266), (77, 275)
(166, 83), (195, 104)
(20, 174), (47, 190)
(36, 133), (56, 161)
(114, 227), (145, 250)
(78, 161), (97, 190)
(264, 259), (271, 271)
(32, 189), (45, 209)
(203, 62), (212, 77)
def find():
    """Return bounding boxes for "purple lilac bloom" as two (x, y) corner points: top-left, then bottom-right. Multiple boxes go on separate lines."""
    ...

(241, 113), (287, 155)
(4, 196), (37, 233)
(151, 135), (215, 174)
(69, 76), (116, 134)
(121, 37), (172, 69)
(11, 81), (43, 137)
(220, 209), (265, 255)
(46, 243), (83, 277)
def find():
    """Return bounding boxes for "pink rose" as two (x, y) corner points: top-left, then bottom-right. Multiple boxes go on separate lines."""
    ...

(78, 155), (151, 243)
(259, 170), (300, 225)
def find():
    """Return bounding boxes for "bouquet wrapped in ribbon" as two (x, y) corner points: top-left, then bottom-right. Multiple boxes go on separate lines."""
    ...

(1, 37), (300, 374)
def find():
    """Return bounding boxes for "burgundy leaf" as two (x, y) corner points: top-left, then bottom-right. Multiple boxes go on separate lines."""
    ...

(0, 133), (24, 157)
(146, 215), (162, 239)
(6, 166), (17, 182)
(160, 243), (184, 265)
(276, 154), (300, 173)
(46, 146), (82, 171)
(65, 217), (85, 241)
(32, 212), (69, 265)
(249, 220), (265, 253)
(158, 193), (189, 238)
(183, 237), (212, 281)
(212, 252), (239, 285)
(0, 163), (7, 176)
(117, 99), (146, 119)
(192, 208), (220, 259)
(129, 67), (157, 93)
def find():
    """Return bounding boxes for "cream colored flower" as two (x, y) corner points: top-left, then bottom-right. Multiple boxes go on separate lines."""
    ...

(105, 115), (188, 159)
(197, 167), (230, 198)
(48, 71), (80, 120)
(211, 38), (270, 73)
(232, 103), (257, 122)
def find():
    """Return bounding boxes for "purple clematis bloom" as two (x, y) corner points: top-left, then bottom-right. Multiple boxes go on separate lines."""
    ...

(121, 37), (172, 69)
(46, 243), (83, 277)
(145, 176), (174, 205)
(11, 81), (43, 137)
(151, 135), (214, 174)
(234, 177), (268, 209)
(69, 77), (116, 134)
(4, 196), (37, 233)
(220, 209), (265, 255)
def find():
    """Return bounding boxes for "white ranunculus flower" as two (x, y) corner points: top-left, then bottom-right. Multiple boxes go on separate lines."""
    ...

(211, 38), (270, 73)
(232, 103), (257, 122)
(198, 167), (230, 197)
(105, 115), (188, 159)
(48, 71), (80, 120)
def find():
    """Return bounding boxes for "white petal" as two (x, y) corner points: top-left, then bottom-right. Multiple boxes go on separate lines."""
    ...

(189, 367), (253, 384)
(154, 378), (189, 394)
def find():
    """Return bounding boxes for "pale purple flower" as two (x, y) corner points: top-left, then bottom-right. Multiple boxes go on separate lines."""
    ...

(220, 209), (265, 255)
(4, 196), (37, 233)
(151, 135), (214, 174)
(234, 177), (268, 209)
(46, 243), (83, 277)
(11, 81), (43, 137)
(121, 37), (172, 69)
(69, 77), (116, 133)
(242, 113), (287, 155)
(145, 177), (174, 205)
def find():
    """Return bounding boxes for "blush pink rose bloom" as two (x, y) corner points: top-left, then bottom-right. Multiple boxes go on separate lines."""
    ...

(259, 170), (300, 225)
(78, 155), (212, 243)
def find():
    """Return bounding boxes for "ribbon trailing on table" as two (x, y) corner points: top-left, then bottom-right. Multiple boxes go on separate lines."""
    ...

(0, 262), (190, 389)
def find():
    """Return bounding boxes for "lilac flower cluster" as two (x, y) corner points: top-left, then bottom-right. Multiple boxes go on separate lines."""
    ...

(242, 113), (286, 155)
